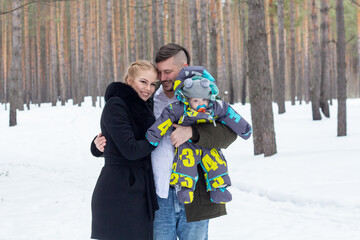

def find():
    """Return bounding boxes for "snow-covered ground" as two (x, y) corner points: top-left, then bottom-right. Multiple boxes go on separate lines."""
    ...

(1, 98), (359, 240)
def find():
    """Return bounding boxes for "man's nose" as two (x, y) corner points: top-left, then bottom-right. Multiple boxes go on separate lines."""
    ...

(160, 73), (167, 81)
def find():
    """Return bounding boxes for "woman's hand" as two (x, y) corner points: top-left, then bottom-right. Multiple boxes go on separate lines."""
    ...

(94, 133), (107, 152)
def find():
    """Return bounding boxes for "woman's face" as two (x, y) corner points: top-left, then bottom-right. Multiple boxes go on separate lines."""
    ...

(127, 70), (158, 101)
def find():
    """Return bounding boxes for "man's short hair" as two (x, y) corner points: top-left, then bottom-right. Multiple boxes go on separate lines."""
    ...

(155, 43), (191, 65)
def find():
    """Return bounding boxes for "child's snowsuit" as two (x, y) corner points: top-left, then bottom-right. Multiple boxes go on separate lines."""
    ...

(146, 66), (252, 204)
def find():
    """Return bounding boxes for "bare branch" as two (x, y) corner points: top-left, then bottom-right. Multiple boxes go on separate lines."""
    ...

(331, 35), (357, 45)
(345, 35), (356, 44)
(350, 0), (360, 8)
(0, 0), (40, 15)
(0, 0), (74, 15)
(128, 0), (187, 9)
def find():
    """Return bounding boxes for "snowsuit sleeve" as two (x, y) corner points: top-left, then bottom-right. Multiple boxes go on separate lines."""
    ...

(213, 100), (252, 140)
(146, 103), (183, 146)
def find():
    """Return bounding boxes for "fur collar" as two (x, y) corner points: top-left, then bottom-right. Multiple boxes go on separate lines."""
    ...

(104, 82), (155, 134)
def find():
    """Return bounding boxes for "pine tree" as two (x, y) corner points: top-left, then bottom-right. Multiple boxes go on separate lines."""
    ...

(336, 0), (347, 136)
(247, 0), (277, 157)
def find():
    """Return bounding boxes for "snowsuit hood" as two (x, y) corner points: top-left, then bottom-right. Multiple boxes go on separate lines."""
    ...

(173, 66), (219, 104)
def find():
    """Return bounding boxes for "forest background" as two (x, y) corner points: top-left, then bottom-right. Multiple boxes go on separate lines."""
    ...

(0, 0), (359, 156)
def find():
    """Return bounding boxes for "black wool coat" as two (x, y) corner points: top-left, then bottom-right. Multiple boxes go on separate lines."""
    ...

(91, 82), (158, 240)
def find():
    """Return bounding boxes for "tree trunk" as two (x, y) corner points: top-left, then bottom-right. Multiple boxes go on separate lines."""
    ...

(151, 0), (158, 59)
(110, 0), (116, 82)
(200, 0), (208, 66)
(240, 0), (247, 105)
(24, 0), (31, 109)
(209, 0), (218, 81)
(320, 0), (330, 117)
(129, 0), (136, 62)
(83, 1), (89, 96)
(64, 2), (70, 101)
(122, 0), (129, 69)
(216, 0), (227, 101)
(1, 14), (7, 106)
(142, 0), (149, 60)
(169, 0), (176, 43)
(295, 4), (302, 104)
(35, 3), (42, 105)
(247, 0), (277, 157)
(30, 37), (36, 105)
(304, 0), (310, 104)
(0, 14), (3, 104)
(182, 1), (191, 50)
(329, 41), (336, 102)
(50, 4), (58, 106)
(77, 0), (85, 106)
(114, 0), (121, 82)
(175, 0), (182, 45)
(290, 0), (296, 105)
(277, 0), (286, 114)
(358, 0), (360, 97)
(100, 0), (108, 101)
(297, 28), (304, 104)
(91, 0), (97, 106)
(225, 0), (234, 104)
(190, 0), (200, 66)
(58, 1), (66, 105)
(136, 0), (143, 59)
(158, 0), (164, 47)
(233, 0), (241, 102)
(163, 0), (168, 43)
(269, 0), (278, 103)
(310, 0), (321, 120)
(13, 5), (24, 111)
(97, 0), (102, 107)
(107, 0), (114, 82)
(9, 0), (22, 126)
(336, 0), (347, 136)
(70, 1), (77, 105)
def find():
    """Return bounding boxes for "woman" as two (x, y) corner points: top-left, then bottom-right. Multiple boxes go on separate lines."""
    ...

(91, 60), (159, 240)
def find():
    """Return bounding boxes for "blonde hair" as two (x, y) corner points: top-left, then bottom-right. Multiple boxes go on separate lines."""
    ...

(123, 60), (158, 83)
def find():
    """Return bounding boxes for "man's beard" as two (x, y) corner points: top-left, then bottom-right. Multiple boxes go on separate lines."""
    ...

(162, 80), (174, 91)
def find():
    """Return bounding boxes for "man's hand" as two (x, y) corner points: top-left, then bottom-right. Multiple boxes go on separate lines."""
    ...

(170, 124), (192, 148)
(94, 133), (106, 152)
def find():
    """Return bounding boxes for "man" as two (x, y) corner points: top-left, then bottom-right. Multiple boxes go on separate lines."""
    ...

(92, 43), (237, 240)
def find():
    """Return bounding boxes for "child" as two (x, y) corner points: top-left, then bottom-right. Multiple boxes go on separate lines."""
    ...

(146, 66), (252, 204)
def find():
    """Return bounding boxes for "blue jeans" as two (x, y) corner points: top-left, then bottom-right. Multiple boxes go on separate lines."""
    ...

(153, 187), (209, 240)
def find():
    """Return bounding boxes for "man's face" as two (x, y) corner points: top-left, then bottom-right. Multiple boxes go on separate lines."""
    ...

(156, 57), (183, 93)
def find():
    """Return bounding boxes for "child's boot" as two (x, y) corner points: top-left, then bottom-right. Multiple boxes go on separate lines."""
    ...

(176, 187), (194, 204)
(210, 187), (232, 204)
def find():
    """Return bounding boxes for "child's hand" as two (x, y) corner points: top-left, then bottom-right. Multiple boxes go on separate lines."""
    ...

(170, 124), (192, 148)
